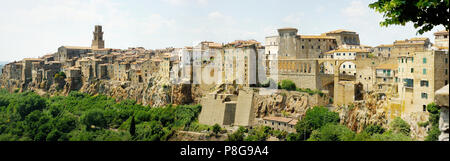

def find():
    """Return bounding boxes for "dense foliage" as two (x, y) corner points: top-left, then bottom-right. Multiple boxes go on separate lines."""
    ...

(289, 106), (340, 141)
(0, 89), (201, 141)
(279, 80), (296, 91)
(285, 106), (413, 141)
(369, 0), (449, 34)
(425, 102), (440, 141)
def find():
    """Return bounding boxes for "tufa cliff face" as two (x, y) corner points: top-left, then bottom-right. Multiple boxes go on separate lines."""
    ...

(253, 90), (330, 119)
(1, 69), (200, 107)
(334, 96), (388, 133)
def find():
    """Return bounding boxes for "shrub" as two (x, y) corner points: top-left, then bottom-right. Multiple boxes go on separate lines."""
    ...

(390, 117), (411, 136)
(81, 109), (107, 130)
(212, 124), (221, 135)
(425, 102), (441, 141)
(307, 123), (355, 141)
(294, 106), (340, 140)
(280, 80), (296, 91)
(363, 124), (385, 136)
(227, 126), (246, 141)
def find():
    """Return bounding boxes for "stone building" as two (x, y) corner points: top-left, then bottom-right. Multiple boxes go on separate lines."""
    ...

(260, 116), (297, 133)
(199, 88), (255, 127)
(272, 28), (338, 59)
(91, 25), (105, 50)
(395, 50), (449, 114)
(22, 58), (44, 84)
(324, 29), (360, 46)
(391, 37), (431, 58)
(433, 30), (449, 51)
(375, 64), (398, 99)
(373, 44), (393, 58)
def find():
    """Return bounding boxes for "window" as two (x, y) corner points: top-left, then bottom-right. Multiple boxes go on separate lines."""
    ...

(421, 93), (428, 99)
(445, 58), (448, 64)
(446, 80), (448, 85)
(423, 68), (427, 75)
(423, 105), (427, 112)
(423, 58), (427, 64)
(411, 68), (414, 73)
(302, 45), (305, 49)
(446, 69), (448, 75)
(420, 80), (429, 87)
(343, 53), (346, 56)
(383, 78), (387, 82)
(403, 78), (413, 87)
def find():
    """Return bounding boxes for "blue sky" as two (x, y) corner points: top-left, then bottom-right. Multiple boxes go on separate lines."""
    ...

(0, 0), (445, 62)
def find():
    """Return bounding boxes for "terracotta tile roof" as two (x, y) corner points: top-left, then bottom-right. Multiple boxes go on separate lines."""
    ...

(288, 119), (298, 126)
(376, 44), (394, 48)
(409, 37), (429, 41)
(278, 27), (298, 31)
(300, 35), (335, 39)
(376, 64), (397, 70)
(263, 116), (293, 123)
(434, 30), (449, 36)
(324, 48), (370, 54)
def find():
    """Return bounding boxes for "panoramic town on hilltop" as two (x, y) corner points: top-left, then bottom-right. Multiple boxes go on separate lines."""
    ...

(0, 24), (448, 141)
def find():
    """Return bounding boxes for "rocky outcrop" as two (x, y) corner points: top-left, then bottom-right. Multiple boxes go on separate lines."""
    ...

(401, 112), (429, 140)
(334, 93), (388, 133)
(78, 79), (196, 107)
(253, 90), (330, 119)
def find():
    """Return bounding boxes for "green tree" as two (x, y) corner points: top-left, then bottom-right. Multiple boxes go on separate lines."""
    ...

(307, 123), (355, 141)
(425, 102), (441, 141)
(130, 115), (136, 137)
(81, 109), (107, 130)
(363, 124), (386, 136)
(227, 126), (246, 141)
(369, 0), (449, 34)
(7, 92), (47, 120)
(280, 80), (296, 91)
(212, 124), (221, 136)
(294, 106), (340, 140)
(390, 117), (411, 136)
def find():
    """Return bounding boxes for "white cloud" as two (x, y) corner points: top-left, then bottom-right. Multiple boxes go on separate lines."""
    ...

(282, 13), (304, 26)
(342, 0), (368, 17)
(0, 0), (177, 61)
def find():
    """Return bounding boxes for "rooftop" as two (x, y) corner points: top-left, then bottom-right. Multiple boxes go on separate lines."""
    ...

(324, 48), (370, 54)
(376, 64), (397, 70)
(326, 29), (356, 34)
(434, 30), (449, 36)
(263, 116), (293, 123)
(300, 35), (335, 39)
(62, 46), (92, 50)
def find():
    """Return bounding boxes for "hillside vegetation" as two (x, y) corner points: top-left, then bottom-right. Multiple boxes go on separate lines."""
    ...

(0, 89), (201, 141)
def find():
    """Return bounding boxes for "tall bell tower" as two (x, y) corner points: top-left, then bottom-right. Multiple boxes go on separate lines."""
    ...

(91, 25), (105, 49)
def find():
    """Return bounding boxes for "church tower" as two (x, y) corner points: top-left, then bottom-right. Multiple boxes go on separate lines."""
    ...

(91, 25), (105, 49)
